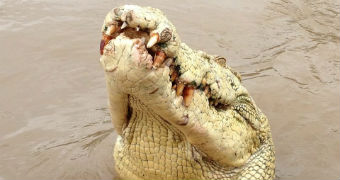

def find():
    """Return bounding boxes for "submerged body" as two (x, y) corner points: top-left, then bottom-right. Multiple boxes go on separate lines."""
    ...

(99, 5), (275, 180)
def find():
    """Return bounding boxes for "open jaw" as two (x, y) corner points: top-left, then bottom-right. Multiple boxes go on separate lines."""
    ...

(99, 22), (219, 108)
(100, 22), (202, 106)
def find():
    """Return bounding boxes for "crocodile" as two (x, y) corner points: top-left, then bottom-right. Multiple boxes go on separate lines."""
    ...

(99, 5), (275, 180)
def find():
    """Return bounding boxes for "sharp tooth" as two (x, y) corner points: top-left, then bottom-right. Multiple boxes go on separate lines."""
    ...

(176, 82), (185, 96)
(152, 51), (166, 68)
(172, 84), (177, 89)
(136, 26), (140, 31)
(170, 70), (178, 82)
(161, 58), (173, 67)
(183, 86), (194, 107)
(201, 78), (207, 86)
(147, 33), (159, 48)
(121, 22), (128, 29)
(106, 24), (118, 36)
(169, 65), (175, 75)
(204, 86), (210, 96)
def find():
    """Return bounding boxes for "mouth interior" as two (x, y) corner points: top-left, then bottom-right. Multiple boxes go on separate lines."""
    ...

(100, 24), (157, 56)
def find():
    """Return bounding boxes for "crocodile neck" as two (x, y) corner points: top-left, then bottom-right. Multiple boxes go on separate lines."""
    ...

(113, 95), (242, 180)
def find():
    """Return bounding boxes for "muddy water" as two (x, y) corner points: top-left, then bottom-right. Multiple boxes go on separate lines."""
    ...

(0, 0), (339, 179)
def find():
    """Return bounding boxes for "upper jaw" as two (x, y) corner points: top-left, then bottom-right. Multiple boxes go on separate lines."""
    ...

(99, 31), (170, 94)
(99, 10), (175, 93)
(100, 5), (224, 108)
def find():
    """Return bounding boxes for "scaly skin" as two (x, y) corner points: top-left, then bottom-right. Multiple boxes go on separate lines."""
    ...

(99, 5), (275, 180)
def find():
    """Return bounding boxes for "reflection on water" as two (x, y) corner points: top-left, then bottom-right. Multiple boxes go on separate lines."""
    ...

(0, 0), (339, 179)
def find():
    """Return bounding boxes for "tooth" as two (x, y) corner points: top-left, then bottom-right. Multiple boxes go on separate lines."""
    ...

(204, 86), (210, 97)
(170, 70), (178, 82)
(136, 26), (140, 31)
(106, 25), (117, 36)
(152, 51), (166, 68)
(147, 33), (159, 48)
(176, 82), (185, 96)
(162, 58), (173, 67)
(183, 86), (194, 107)
(201, 78), (207, 87)
(121, 22), (128, 29)
(169, 65), (175, 75)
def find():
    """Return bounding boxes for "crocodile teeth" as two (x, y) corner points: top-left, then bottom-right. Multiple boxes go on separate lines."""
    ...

(183, 86), (194, 107)
(106, 24), (118, 36)
(136, 26), (140, 31)
(152, 51), (166, 69)
(169, 65), (175, 76)
(176, 82), (185, 96)
(121, 21), (128, 29)
(170, 69), (178, 82)
(204, 86), (211, 98)
(201, 78), (207, 87)
(147, 33), (159, 48)
(161, 58), (173, 68)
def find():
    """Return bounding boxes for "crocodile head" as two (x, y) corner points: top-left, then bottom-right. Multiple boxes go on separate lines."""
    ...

(99, 5), (275, 180)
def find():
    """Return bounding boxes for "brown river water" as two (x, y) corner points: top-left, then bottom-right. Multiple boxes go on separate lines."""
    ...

(0, 0), (339, 179)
